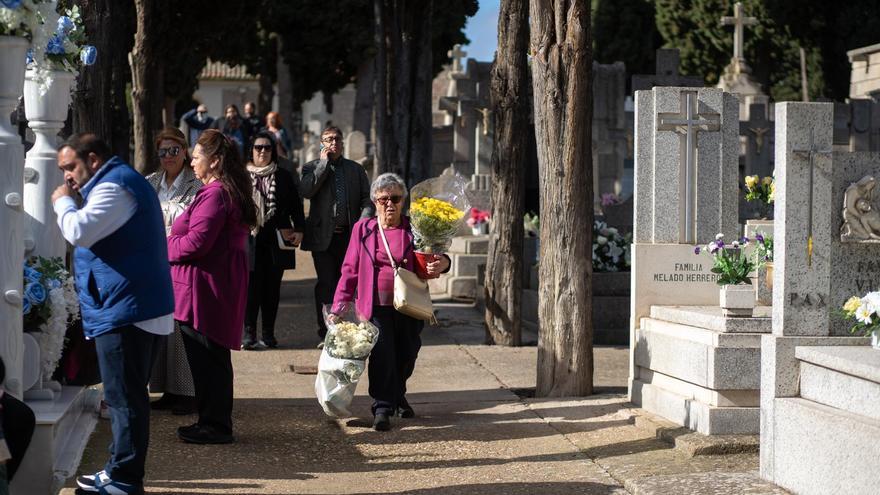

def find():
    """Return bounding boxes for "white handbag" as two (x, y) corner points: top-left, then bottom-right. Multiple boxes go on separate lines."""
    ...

(377, 221), (437, 324)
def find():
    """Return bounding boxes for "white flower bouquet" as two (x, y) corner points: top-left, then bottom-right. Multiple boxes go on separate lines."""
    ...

(841, 292), (880, 347)
(315, 304), (380, 417)
(23, 256), (80, 380)
(592, 220), (631, 272)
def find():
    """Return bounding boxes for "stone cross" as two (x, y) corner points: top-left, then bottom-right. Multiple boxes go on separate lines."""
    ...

(448, 44), (467, 74)
(657, 91), (722, 243)
(631, 49), (703, 93)
(721, 2), (757, 61)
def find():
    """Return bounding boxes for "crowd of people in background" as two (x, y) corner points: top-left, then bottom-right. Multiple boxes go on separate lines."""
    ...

(48, 106), (447, 493)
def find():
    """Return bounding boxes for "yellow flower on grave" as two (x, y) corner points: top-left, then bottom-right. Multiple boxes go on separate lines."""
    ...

(762, 176), (773, 186)
(745, 175), (759, 190)
(768, 181), (776, 203)
(843, 296), (862, 315)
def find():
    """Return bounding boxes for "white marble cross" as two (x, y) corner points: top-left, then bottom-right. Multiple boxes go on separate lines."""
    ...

(448, 44), (467, 73)
(658, 91), (722, 243)
(721, 2), (757, 61)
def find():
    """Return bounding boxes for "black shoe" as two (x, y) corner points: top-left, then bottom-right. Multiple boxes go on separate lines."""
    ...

(373, 412), (391, 431)
(398, 399), (415, 419)
(177, 423), (200, 435)
(171, 396), (197, 415)
(150, 393), (179, 411)
(263, 338), (278, 349)
(177, 424), (234, 444)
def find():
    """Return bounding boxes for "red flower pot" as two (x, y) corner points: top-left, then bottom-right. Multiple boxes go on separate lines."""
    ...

(414, 251), (440, 279)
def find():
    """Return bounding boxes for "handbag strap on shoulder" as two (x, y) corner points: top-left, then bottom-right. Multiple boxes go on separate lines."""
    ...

(376, 220), (400, 270)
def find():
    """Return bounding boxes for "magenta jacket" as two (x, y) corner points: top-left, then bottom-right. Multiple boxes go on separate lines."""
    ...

(167, 181), (250, 350)
(333, 216), (418, 320)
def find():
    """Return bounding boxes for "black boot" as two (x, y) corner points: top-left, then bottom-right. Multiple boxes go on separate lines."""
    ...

(262, 325), (277, 348)
(241, 326), (258, 350)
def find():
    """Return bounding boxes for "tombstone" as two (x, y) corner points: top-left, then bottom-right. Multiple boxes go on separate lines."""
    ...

(593, 62), (628, 211)
(760, 102), (878, 495)
(630, 87), (763, 435)
(739, 103), (775, 221)
(716, 2), (768, 121)
(631, 49), (703, 93)
(345, 130), (367, 164)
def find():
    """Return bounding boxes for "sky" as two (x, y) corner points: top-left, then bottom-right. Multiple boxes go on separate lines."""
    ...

(462, 0), (500, 63)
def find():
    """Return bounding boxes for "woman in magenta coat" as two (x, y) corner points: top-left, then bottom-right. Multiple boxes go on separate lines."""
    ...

(167, 129), (257, 444)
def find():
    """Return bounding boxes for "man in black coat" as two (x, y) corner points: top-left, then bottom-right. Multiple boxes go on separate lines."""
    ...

(299, 126), (373, 340)
(211, 104), (252, 160)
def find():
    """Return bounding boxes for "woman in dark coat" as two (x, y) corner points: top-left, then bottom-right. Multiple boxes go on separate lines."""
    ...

(242, 131), (306, 349)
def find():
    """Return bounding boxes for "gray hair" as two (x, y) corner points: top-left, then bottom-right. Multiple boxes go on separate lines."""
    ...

(370, 172), (408, 201)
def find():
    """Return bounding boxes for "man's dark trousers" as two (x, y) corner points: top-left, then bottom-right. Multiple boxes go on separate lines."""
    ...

(312, 229), (351, 338)
(94, 325), (161, 485)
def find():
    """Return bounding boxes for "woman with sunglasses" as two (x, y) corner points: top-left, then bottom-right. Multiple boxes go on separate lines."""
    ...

(331, 173), (450, 431)
(145, 127), (202, 415)
(242, 131), (306, 350)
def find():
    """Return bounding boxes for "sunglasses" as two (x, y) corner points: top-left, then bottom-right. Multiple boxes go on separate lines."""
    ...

(157, 146), (181, 158)
(376, 195), (403, 205)
(253, 144), (273, 152)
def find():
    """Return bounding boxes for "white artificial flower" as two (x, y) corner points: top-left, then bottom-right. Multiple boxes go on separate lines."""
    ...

(715, 233), (724, 240)
(863, 292), (880, 315)
(856, 304), (873, 325)
(597, 236), (608, 245)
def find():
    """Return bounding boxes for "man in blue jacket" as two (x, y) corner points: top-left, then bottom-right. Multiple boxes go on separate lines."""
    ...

(52, 134), (174, 495)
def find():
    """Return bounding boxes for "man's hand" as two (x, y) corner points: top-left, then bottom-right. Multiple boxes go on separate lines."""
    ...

(280, 229), (303, 247)
(319, 145), (330, 161)
(51, 183), (75, 204)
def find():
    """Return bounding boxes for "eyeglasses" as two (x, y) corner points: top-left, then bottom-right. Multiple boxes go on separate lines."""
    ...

(157, 146), (181, 158)
(253, 144), (273, 153)
(376, 195), (403, 205)
(321, 136), (342, 144)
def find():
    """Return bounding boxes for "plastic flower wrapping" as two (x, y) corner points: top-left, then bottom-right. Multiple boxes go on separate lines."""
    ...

(592, 220), (631, 272)
(409, 173), (471, 253)
(22, 256), (80, 380)
(315, 304), (380, 417)
(841, 292), (880, 339)
(0, 0), (47, 39)
(26, 3), (97, 95)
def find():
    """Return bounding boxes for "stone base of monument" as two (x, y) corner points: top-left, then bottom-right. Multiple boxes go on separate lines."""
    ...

(10, 385), (100, 495)
(761, 341), (879, 495)
(633, 409), (759, 457)
(630, 305), (771, 435)
(428, 235), (488, 302)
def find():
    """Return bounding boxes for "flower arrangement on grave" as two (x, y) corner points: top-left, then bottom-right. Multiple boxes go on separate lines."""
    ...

(466, 207), (490, 234)
(26, 4), (97, 95)
(841, 292), (880, 348)
(745, 175), (775, 218)
(22, 256), (80, 380)
(0, 0), (49, 39)
(408, 174), (470, 278)
(600, 193), (622, 207)
(694, 234), (756, 286)
(593, 220), (631, 272)
(523, 212), (539, 237)
(754, 233), (773, 263)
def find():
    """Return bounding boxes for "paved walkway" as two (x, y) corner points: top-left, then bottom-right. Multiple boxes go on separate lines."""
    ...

(63, 251), (785, 494)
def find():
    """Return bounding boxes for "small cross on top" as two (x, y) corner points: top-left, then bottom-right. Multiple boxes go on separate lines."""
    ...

(720, 2), (758, 61)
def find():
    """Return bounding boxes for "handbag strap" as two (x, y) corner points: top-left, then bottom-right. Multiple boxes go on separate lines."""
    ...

(376, 220), (400, 270)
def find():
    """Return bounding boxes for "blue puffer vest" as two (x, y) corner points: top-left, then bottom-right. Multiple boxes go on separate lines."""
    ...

(73, 157), (174, 337)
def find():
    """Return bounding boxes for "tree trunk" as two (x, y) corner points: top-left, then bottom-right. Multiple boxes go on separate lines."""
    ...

(131, 0), (163, 174)
(530, 0), (594, 397)
(353, 58), (375, 138)
(484, 0), (529, 346)
(72, 0), (133, 159)
(372, 0), (391, 176)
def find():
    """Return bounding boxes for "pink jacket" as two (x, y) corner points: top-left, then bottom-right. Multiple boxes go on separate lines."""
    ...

(333, 216), (417, 320)
(167, 181), (250, 350)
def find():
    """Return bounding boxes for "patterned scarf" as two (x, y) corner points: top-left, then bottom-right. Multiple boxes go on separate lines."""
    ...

(247, 162), (278, 235)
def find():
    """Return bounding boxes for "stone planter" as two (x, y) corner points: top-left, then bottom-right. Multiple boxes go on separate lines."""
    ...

(471, 222), (488, 235)
(720, 283), (755, 317)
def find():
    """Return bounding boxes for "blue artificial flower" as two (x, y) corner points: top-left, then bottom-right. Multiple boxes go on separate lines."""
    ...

(1, 0), (23, 9)
(57, 16), (75, 36)
(22, 295), (31, 315)
(46, 35), (66, 55)
(24, 266), (41, 284)
(49, 278), (62, 289)
(80, 45), (97, 66)
(25, 49), (33, 66)
(25, 281), (47, 305)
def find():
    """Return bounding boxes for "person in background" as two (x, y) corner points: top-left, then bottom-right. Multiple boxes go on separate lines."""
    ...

(54, 134), (174, 495)
(299, 126), (373, 343)
(332, 173), (450, 431)
(145, 127), (202, 415)
(0, 356), (36, 490)
(167, 129), (256, 444)
(265, 111), (293, 158)
(211, 104), (252, 161)
(180, 104), (214, 148)
(242, 131), (305, 350)
(243, 102), (264, 135)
